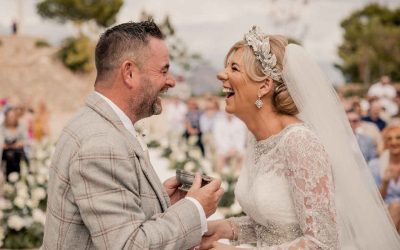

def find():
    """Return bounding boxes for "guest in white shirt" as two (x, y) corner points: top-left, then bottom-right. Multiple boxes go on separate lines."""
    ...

(368, 75), (397, 116)
(213, 113), (247, 174)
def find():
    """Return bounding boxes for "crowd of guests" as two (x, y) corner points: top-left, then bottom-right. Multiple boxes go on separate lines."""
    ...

(342, 75), (400, 233)
(164, 95), (247, 175)
(0, 98), (50, 181)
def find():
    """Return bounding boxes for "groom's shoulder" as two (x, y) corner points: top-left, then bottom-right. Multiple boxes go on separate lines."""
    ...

(59, 106), (117, 145)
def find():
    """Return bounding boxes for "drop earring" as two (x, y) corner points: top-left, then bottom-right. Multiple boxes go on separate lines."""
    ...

(255, 94), (263, 109)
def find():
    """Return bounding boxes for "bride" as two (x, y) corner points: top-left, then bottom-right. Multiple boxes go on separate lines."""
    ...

(199, 26), (400, 249)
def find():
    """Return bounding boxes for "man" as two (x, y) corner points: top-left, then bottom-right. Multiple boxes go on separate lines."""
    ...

(368, 75), (397, 116)
(362, 99), (387, 131)
(347, 109), (377, 163)
(43, 21), (224, 249)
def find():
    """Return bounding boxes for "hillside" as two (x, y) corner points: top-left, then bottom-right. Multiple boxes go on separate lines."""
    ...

(0, 35), (95, 137)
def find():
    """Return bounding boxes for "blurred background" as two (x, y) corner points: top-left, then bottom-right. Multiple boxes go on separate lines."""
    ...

(0, 0), (399, 248)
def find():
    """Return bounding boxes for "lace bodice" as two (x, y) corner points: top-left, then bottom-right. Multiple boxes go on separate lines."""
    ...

(231, 123), (339, 249)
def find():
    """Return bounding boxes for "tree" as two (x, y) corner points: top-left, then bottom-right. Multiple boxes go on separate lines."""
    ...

(37, 0), (123, 29)
(140, 10), (202, 72)
(337, 4), (400, 85)
(36, 0), (124, 72)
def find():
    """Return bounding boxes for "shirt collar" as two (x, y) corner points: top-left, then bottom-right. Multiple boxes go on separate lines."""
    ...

(95, 91), (147, 150)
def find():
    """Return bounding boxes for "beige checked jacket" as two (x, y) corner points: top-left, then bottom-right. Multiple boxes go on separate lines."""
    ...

(43, 92), (202, 249)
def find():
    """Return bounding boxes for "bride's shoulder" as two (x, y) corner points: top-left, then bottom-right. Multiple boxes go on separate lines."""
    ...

(282, 123), (320, 144)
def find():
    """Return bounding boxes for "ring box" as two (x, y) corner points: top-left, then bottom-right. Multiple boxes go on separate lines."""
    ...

(176, 169), (212, 192)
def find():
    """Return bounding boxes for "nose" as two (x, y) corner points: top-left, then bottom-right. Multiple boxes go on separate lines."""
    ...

(217, 70), (228, 82)
(166, 73), (176, 88)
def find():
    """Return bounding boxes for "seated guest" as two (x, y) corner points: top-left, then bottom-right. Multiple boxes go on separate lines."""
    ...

(347, 109), (377, 163)
(362, 99), (387, 131)
(368, 125), (400, 232)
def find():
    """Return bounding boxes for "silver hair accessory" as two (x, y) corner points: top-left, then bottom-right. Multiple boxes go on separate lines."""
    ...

(244, 26), (283, 83)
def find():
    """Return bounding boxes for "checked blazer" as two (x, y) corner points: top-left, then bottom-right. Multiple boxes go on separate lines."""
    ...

(43, 92), (202, 249)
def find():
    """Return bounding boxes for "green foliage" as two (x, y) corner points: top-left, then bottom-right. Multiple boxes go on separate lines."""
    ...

(147, 140), (161, 148)
(3, 223), (44, 249)
(338, 4), (400, 84)
(140, 10), (202, 72)
(288, 37), (302, 45)
(37, 0), (123, 28)
(58, 35), (94, 72)
(35, 39), (51, 48)
(218, 174), (237, 208)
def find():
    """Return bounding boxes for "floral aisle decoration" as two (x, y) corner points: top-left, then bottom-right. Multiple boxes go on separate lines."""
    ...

(144, 133), (243, 217)
(0, 139), (54, 249)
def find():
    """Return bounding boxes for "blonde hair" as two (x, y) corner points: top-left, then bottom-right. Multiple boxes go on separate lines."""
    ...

(224, 35), (298, 115)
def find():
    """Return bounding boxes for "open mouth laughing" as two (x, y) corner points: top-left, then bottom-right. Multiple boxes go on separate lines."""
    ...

(222, 87), (235, 98)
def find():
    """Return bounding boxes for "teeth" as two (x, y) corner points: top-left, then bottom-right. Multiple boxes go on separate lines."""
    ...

(222, 87), (234, 94)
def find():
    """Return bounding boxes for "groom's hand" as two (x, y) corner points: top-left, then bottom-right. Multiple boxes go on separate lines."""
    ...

(163, 176), (186, 205)
(187, 174), (224, 217)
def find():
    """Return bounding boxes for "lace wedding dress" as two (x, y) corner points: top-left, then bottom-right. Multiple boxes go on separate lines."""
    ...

(230, 123), (339, 249)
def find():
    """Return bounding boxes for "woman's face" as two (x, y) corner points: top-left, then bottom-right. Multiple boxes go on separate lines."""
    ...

(5, 109), (18, 127)
(217, 48), (258, 117)
(386, 130), (400, 155)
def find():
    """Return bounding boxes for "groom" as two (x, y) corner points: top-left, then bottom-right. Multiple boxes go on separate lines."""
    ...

(43, 20), (224, 249)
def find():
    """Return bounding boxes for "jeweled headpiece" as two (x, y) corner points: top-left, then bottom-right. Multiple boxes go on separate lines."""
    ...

(243, 26), (283, 83)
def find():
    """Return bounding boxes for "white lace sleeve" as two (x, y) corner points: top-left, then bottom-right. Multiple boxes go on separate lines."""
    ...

(263, 128), (338, 250)
(228, 216), (257, 245)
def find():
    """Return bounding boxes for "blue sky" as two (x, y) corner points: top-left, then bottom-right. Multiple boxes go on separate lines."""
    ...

(0, 0), (399, 83)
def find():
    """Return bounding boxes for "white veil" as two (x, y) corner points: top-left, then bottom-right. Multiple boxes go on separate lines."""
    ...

(282, 44), (400, 249)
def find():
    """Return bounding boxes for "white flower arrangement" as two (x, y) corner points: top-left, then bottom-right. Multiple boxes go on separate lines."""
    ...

(0, 139), (53, 248)
(7, 215), (25, 231)
(8, 172), (19, 183)
(145, 132), (243, 218)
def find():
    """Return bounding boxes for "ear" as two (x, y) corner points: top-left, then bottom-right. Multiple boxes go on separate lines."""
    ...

(121, 60), (139, 89)
(257, 78), (274, 98)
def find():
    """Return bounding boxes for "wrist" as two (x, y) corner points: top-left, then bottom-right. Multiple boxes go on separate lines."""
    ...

(223, 219), (237, 240)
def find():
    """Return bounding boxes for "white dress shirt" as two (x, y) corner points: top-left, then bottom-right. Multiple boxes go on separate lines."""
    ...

(95, 92), (207, 234)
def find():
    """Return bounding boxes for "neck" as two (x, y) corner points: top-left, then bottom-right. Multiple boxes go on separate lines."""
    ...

(240, 106), (290, 141)
(370, 114), (379, 120)
(95, 85), (140, 124)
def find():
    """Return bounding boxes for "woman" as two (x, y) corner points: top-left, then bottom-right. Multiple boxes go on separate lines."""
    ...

(369, 125), (400, 232)
(1, 107), (28, 178)
(200, 26), (400, 249)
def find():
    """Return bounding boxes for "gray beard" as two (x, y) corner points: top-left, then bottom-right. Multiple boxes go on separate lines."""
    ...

(152, 99), (162, 115)
(133, 77), (162, 118)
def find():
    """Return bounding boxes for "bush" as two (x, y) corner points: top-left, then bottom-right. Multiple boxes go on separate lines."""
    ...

(35, 39), (50, 48)
(58, 35), (94, 73)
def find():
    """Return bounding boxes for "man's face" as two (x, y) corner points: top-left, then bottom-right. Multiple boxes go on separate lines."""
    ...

(134, 38), (176, 117)
(347, 112), (361, 132)
(381, 76), (391, 85)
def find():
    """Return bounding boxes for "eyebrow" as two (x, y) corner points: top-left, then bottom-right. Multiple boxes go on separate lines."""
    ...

(231, 62), (240, 67)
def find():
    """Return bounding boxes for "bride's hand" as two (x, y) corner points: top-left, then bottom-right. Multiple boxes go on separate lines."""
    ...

(200, 220), (232, 249)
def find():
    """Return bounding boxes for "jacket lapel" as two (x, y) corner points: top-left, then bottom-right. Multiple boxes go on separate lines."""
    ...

(85, 92), (169, 211)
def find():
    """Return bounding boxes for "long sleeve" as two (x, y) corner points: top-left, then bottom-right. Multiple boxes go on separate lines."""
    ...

(228, 216), (258, 244)
(262, 129), (339, 250)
